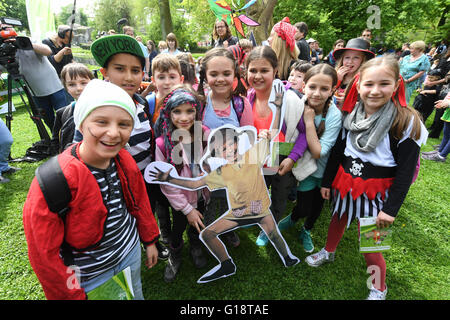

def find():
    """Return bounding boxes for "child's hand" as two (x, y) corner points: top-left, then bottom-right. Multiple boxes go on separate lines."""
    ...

(435, 99), (450, 109)
(278, 157), (295, 176)
(320, 187), (330, 200)
(149, 167), (173, 182)
(187, 208), (205, 233)
(270, 83), (284, 109)
(145, 244), (158, 269)
(258, 129), (271, 140)
(376, 211), (395, 229)
(304, 105), (316, 124)
(336, 66), (350, 81)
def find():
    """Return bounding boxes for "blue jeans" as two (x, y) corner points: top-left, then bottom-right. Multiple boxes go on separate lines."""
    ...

(439, 121), (450, 158)
(81, 242), (144, 300)
(0, 118), (13, 174)
(33, 88), (69, 130)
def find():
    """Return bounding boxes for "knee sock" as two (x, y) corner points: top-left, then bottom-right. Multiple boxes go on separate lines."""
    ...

(324, 213), (348, 253)
(364, 252), (386, 291)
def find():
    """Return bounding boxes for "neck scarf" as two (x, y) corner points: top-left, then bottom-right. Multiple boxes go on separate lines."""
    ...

(343, 99), (397, 153)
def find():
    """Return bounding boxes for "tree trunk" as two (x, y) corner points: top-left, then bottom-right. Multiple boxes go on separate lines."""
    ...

(246, 0), (277, 45)
(158, 0), (173, 39)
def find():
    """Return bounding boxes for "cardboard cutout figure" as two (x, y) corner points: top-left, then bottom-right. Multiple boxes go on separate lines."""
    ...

(145, 82), (299, 283)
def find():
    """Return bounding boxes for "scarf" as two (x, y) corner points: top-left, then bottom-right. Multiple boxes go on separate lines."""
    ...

(343, 100), (397, 153)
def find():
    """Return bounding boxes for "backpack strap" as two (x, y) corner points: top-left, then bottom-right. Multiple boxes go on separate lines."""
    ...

(35, 155), (71, 220)
(145, 93), (156, 119)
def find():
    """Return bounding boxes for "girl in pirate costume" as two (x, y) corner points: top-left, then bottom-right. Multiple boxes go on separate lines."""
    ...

(305, 55), (428, 300)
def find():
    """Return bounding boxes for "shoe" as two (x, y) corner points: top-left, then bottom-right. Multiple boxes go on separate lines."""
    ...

(421, 150), (438, 155)
(164, 243), (183, 283)
(278, 214), (295, 231)
(255, 231), (269, 246)
(190, 246), (207, 269)
(367, 285), (388, 300)
(299, 227), (314, 253)
(3, 166), (21, 175)
(421, 152), (446, 162)
(283, 255), (300, 267)
(0, 175), (10, 184)
(305, 248), (335, 267)
(156, 241), (169, 261)
(433, 144), (441, 150)
(197, 259), (236, 283)
(223, 231), (240, 248)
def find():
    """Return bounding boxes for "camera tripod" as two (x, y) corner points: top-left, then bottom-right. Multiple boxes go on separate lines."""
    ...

(4, 71), (53, 162)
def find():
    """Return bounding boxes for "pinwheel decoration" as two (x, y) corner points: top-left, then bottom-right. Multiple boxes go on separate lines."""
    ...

(208, 0), (260, 37)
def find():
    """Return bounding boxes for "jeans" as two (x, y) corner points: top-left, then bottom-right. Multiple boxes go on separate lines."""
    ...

(33, 88), (69, 130)
(81, 241), (144, 300)
(0, 118), (13, 173)
(439, 121), (450, 158)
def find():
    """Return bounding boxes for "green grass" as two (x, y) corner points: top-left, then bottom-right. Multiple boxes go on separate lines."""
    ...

(0, 95), (449, 300)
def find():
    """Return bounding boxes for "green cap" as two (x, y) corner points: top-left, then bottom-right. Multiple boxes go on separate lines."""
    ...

(91, 34), (145, 68)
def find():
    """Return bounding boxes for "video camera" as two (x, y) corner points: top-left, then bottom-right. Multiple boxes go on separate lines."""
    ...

(0, 17), (33, 76)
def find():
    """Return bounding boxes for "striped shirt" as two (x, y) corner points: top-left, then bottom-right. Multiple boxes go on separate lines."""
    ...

(72, 160), (139, 282)
(127, 102), (153, 171)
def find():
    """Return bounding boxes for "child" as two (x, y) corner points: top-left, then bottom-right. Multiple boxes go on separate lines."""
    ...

(23, 79), (160, 300)
(413, 69), (442, 122)
(148, 90), (299, 283)
(305, 55), (428, 300)
(287, 60), (313, 96)
(153, 85), (209, 282)
(145, 53), (185, 245)
(278, 64), (342, 253)
(246, 46), (309, 246)
(333, 38), (375, 109)
(52, 62), (94, 153)
(268, 17), (300, 81)
(196, 47), (253, 247)
(89, 34), (168, 260)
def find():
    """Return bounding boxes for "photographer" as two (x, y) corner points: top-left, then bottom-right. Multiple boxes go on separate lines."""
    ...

(15, 39), (69, 129)
(42, 25), (74, 78)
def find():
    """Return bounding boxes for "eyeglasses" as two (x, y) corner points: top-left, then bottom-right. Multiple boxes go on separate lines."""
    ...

(216, 26), (225, 29)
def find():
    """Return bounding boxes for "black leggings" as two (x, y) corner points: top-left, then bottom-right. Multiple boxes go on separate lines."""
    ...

(170, 201), (205, 249)
(291, 187), (325, 231)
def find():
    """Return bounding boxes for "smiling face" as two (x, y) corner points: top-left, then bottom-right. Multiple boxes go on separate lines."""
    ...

(288, 70), (305, 91)
(357, 65), (399, 114)
(342, 50), (365, 75)
(215, 21), (227, 38)
(152, 68), (184, 99)
(170, 103), (196, 130)
(205, 56), (235, 98)
(303, 73), (335, 112)
(102, 53), (143, 97)
(247, 58), (276, 93)
(79, 106), (134, 169)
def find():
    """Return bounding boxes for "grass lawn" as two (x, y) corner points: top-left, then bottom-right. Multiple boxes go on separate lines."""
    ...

(0, 94), (448, 300)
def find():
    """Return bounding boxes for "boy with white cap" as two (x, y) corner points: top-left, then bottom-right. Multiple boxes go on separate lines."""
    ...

(23, 79), (160, 300)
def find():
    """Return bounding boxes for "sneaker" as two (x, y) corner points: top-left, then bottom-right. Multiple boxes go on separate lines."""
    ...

(0, 175), (10, 184)
(3, 166), (21, 175)
(305, 248), (335, 267)
(197, 259), (236, 283)
(433, 144), (441, 150)
(367, 285), (388, 300)
(156, 241), (169, 261)
(278, 214), (295, 231)
(421, 150), (439, 155)
(223, 231), (240, 248)
(299, 227), (314, 253)
(421, 152), (446, 162)
(255, 231), (269, 246)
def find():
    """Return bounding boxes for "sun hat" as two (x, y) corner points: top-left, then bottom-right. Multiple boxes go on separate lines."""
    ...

(272, 17), (297, 52)
(91, 34), (145, 68)
(306, 38), (317, 43)
(332, 37), (375, 61)
(73, 79), (139, 131)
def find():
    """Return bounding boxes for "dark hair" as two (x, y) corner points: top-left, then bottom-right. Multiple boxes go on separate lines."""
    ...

(294, 22), (308, 37)
(245, 45), (278, 70)
(291, 60), (312, 74)
(197, 47), (246, 98)
(303, 64), (338, 137)
(213, 19), (232, 40)
(60, 62), (94, 89)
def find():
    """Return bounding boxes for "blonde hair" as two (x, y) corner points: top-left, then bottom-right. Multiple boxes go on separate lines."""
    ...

(151, 53), (182, 76)
(358, 55), (422, 140)
(410, 40), (426, 52)
(271, 33), (299, 80)
(238, 39), (253, 50)
(158, 41), (168, 50)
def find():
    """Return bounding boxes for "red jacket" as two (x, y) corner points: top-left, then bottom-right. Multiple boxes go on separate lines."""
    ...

(23, 143), (160, 300)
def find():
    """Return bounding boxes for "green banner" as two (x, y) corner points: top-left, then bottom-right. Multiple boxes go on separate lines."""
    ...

(25, 0), (56, 42)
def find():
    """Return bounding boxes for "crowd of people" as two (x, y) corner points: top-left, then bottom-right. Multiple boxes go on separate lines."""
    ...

(0, 15), (448, 301)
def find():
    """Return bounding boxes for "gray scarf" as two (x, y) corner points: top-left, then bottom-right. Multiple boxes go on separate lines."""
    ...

(343, 100), (397, 153)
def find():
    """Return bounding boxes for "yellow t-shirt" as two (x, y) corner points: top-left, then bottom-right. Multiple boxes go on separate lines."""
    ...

(204, 138), (271, 220)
